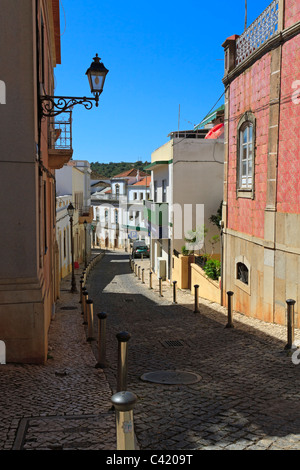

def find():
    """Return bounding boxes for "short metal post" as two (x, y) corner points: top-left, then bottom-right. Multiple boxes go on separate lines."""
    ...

(81, 287), (87, 315)
(116, 331), (131, 392)
(194, 285), (200, 313)
(134, 264), (137, 277)
(111, 391), (137, 450)
(82, 290), (89, 324)
(138, 265), (141, 280)
(79, 278), (84, 304)
(225, 291), (234, 328)
(149, 271), (153, 289)
(173, 280), (177, 304)
(159, 277), (163, 297)
(95, 312), (109, 368)
(142, 268), (145, 284)
(285, 299), (296, 350)
(86, 299), (95, 342)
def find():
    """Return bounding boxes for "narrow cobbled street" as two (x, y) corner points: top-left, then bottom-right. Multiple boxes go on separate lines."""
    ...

(86, 250), (300, 451)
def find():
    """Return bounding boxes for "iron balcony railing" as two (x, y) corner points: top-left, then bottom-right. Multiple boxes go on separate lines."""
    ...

(92, 193), (127, 201)
(48, 111), (73, 150)
(236, 0), (279, 66)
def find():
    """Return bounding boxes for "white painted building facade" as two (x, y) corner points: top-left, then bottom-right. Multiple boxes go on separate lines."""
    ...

(56, 160), (92, 282)
(146, 130), (224, 281)
(91, 169), (151, 251)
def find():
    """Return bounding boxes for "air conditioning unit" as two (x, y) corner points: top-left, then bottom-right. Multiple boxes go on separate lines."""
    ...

(157, 257), (166, 281)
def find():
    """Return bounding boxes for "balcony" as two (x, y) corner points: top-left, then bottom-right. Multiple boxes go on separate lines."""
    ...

(144, 200), (169, 239)
(92, 192), (127, 202)
(48, 112), (73, 169)
(235, 0), (279, 66)
(79, 206), (93, 224)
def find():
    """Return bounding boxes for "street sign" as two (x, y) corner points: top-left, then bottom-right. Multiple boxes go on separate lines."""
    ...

(128, 231), (138, 240)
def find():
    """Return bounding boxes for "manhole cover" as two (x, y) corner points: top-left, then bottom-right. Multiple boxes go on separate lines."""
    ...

(140, 370), (201, 385)
(161, 340), (185, 348)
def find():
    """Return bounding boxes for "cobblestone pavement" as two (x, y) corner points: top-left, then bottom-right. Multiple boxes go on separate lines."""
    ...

(1, 249), (300, 451)
(87, 250), (300, 451)
(0, 254), (116, 451)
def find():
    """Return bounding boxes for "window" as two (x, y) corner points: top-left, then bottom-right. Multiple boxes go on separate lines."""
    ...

(154, 181), (158, 202)
(115, 184), (120, 197)
(162, 179), (167, 202)
(237, 262), (249, 285)
(133, 192), (137, 200)
(237, 112), (256, 198)
(239, 124), (253, 188)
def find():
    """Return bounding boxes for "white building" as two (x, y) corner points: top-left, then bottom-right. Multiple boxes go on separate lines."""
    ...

(91, 169), (151, 251)
(146, 128), (224, 282)
(56, 160), (92, 283)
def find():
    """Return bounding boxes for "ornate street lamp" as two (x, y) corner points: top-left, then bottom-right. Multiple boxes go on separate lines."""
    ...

(40, 54), (109, 117)
(86, 54), (109, 107)
(67, 202), (77, 293)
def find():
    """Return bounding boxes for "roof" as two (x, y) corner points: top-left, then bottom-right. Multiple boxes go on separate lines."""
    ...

(144, 160), (173, 170)
(51, 0), (61, 65)
(132, 177), (151, 187)
(112, 169), (148, 179)
(194, 104), (225, 130)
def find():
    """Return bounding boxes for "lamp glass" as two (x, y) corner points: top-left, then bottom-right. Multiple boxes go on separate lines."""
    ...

(67, 203), (74, 218)
(86, 54), (109, 96)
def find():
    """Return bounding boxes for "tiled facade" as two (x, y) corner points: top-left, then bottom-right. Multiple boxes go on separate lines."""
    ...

(222, 0), (300, 326)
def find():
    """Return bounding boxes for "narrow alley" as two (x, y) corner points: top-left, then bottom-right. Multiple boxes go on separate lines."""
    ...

(87, 251), (300, 451)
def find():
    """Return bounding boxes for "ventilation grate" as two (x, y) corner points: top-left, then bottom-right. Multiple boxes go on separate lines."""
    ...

(161, 340), (185, 348)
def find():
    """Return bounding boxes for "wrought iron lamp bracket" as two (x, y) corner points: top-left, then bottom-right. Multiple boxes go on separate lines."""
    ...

(40, 94), (100, 117)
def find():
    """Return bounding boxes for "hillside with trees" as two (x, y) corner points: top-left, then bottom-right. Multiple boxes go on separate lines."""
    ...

(90, 160), (150, 178)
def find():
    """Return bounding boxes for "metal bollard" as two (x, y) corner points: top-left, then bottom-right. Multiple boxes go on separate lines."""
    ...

(285, 299), (296, 350)
(95, 312), (109, 368)
(134, 264), (137, 277)
(149, 271), (153, 290)
(82, 290), (88, 324)
(172, 280), (177, 304)
(111, 391), (137, 450)
(81, 287), (87, 315)
(142, 268), (145, 284)
(138, 265), (141, 280)
(194, 285), (200, 313)
(225, 291), (234, 328)
(116, 331), (131, 392)
(86, 299), (95, 342)
(79, 278), (84, 304)
(159, 277), (163, 297)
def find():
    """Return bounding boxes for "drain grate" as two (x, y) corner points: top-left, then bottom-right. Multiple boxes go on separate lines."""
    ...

(124, 298), (134, 302)
(161, 340), (185, 348)
(141, 370), (201, 385)
(60, 306), (76, 311)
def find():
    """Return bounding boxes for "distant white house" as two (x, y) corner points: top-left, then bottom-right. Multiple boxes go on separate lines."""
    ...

(56, 160), (92, 284)
(91, 169), (151, 250)
(146, 127), (224, 282)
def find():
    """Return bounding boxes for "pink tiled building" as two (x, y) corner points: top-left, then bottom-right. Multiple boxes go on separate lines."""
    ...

(221, 0), (300, 326)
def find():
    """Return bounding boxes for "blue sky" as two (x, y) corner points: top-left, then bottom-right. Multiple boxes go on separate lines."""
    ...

(54, 0), (273, 164)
